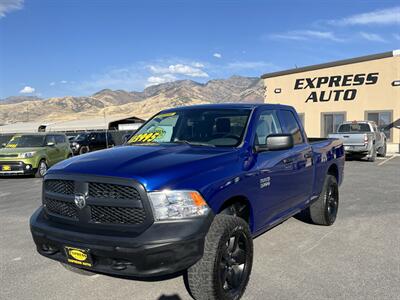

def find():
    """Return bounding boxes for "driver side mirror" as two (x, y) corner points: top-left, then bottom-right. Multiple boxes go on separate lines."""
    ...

(46, 142), (55, 147)
(255, 134), (294, 152)
(1, 143), (6, 148)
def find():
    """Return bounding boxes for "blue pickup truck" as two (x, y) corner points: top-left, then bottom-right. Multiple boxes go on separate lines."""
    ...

(30, 104), (344, 300)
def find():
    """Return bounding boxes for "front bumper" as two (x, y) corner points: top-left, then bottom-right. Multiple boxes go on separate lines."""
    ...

(30, 207), (214, 277)
(0, 161), (35, 175)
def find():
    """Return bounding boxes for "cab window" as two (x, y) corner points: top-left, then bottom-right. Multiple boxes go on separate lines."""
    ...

(254, 110), (282, 146)
(280, 110), (304, 145)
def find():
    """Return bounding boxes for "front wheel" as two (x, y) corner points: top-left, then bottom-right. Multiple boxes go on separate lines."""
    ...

(35, 160), (48, 178)
(308, 175), (339, 226)
(186, 215), (253, 300)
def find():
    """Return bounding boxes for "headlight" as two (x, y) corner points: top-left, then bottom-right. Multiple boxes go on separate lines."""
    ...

(72, 142), (79, 148)
(18, 152), (36, 158)
(148, 190), (210, 221)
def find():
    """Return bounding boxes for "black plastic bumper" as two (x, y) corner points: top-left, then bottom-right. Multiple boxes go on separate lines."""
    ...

(30, 207), (214, 277)
(0, 161), (34, 176)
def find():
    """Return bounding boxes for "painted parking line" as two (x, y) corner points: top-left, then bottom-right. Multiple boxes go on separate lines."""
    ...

(377, 155), (397, 166)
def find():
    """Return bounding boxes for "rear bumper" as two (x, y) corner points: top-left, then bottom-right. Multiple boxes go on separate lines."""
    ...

(30, 207), (214, 277)
(0, 161), (35, 176)
(344, 144), (370, 154)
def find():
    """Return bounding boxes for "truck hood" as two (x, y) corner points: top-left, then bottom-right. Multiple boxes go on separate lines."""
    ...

(49, 144), (240, 191)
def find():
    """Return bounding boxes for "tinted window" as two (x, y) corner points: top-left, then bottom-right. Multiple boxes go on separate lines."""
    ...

(6, 135), (45, 148)
(45, 135), (56, 144)
(280, 110), (304, 145)
(255, 110), (282, 145)
(55, 135), (66, 143)
(338, 123), (371, 133)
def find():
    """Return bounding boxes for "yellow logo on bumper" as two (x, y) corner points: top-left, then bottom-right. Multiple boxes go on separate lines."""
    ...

(69, 249), (87, 261)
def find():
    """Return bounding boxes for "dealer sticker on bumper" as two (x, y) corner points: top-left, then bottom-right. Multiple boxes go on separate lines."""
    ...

(1, 165), (11, 171)
(64, 246), (93, 267)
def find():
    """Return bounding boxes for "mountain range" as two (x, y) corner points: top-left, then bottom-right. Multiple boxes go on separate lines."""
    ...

(0, 76), (265, 125)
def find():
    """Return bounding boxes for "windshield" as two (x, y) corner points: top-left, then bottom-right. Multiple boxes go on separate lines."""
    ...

(74, 133), (89, 142)
(5, 135), (45, 148)
(127, 108), (251, 147)
(338, 123), (371, 133)
(0, 135), (13, 145)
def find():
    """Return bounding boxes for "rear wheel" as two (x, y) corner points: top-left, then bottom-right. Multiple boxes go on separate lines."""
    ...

(186, 215), (253, 300)
(308, 175), (339, 226)
(378, 143), (387, 157)
(368, 146), (376, 162)
(35, 160), (47, 178)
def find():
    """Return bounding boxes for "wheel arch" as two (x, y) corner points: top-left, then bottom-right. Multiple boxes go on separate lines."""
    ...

(217, 195), (254, 231)
(327, 163), (339, 182)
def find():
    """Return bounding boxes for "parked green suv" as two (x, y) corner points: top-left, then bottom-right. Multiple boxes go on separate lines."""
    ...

(0, 133), (73, 177)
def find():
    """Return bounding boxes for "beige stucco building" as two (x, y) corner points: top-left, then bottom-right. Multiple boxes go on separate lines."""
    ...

(262, 50), (400, 153)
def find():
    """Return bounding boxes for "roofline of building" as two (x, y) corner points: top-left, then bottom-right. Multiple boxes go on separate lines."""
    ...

(261, 50), (399, 79)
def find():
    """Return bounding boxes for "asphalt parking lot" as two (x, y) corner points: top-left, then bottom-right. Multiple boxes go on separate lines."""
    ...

(1, 156), (399, 300)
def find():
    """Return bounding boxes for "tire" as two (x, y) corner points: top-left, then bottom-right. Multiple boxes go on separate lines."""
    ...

(378, 143), (387, 157)
(79, 146), (90, 155)
(368, 146), (376, 162)
(60, 263), (96, 276)
(35, 160), (48, 178)
(308, 175), (339, 226)
(186, 215), (253, 300)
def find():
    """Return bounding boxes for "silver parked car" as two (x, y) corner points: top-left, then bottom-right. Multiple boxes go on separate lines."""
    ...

(329, 121), (386, 162)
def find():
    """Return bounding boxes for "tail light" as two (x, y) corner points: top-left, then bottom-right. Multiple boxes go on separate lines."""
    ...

(364, 134), (368, 144)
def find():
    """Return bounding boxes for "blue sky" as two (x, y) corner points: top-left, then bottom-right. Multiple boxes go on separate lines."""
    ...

(0, 0), (399, 99)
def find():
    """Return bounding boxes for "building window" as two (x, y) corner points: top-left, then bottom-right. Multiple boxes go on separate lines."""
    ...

(322, 112), (346, 137)
(365, 111), (393, 141)
(298, 113), (305, 127)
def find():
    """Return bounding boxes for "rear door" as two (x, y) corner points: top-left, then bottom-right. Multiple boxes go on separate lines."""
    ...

(278, 109), (314, 207)
(249, 109), (313, 230)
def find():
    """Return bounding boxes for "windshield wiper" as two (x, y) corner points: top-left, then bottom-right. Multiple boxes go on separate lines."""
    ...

(173, 140), (216, 147)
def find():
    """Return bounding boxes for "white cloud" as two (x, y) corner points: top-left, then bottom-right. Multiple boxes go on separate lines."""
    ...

(0, 0), (23, 18)
(330, 7), (400, 26)
(19, 86), (35, 94)
(213, 53), (222, 58)
(148, 63), (208, 77)
(192, 62), (205, 68)
(360, 32), (387, 42)
(269, 30), (344, 42)
(60, 80), (68, 84)
(49, 82), (56, 86)
(146, 74), (177, 87)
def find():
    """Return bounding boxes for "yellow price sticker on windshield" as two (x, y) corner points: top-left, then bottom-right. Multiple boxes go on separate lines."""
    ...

(6, 144), (17, 148)
(129, 132), (161, 143)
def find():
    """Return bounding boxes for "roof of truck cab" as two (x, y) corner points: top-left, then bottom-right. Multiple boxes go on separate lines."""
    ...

(161, 103), (294, 111)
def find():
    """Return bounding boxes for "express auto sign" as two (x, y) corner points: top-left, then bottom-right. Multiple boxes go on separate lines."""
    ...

(294, 73), (379, 102)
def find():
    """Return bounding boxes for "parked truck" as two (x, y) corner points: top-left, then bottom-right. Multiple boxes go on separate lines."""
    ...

(329, 121), (386, 162)
(30, 104), (344, 300)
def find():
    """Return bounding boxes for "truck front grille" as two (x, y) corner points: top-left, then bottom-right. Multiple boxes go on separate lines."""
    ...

(43, 176), (152, 230)
(90, 205), (146, 224)
(44, 197), (78, 220)
(89, 182), (140, 201)
(45, 180), (75, 195)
